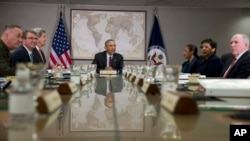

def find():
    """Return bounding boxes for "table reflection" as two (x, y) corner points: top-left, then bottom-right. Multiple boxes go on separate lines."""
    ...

(1, 73), (245, 141)
(70, 78), (144, 131)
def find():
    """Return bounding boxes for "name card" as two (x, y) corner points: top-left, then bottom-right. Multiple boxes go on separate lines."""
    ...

(36, 90), (62, 113)
(141, 82), (160, 95)
(124, 72), (127, 77)
(57, 82), (78, 94)
(80, 78), (87, 85)
(188, 74), (200, 83)
(129, 75), (136, 82)
(161, 91), (198, 114)
(91, 71), (96, 78)
(134, 77), (143, 87)
(88, 73), (92, 81)
(100, 70), (117, 75)
(127, 73), (132, 79)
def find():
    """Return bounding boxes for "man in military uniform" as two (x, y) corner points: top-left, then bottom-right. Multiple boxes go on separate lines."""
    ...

(0, 25), (22, 77)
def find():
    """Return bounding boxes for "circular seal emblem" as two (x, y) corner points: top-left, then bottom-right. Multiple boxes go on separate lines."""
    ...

(147, 46), (167, 65)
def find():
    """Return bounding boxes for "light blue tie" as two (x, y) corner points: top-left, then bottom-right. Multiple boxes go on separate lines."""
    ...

(30, 53), (33, 63)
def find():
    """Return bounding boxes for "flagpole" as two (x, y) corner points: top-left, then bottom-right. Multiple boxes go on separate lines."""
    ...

(154, 7), (158, 17)
(60, 0), (64, 13)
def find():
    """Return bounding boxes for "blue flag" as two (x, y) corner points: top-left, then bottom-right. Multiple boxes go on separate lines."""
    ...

(147, 14), (167, 66)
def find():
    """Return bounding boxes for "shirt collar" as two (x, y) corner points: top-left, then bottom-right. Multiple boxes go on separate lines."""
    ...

(235, 50), (248, 60)
(23, 45), (33, 55)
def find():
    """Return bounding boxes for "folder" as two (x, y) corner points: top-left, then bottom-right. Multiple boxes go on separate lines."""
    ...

(198, 79), (250, 97)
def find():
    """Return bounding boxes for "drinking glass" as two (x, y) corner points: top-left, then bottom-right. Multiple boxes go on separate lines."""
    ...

(144, 65), (157, 83)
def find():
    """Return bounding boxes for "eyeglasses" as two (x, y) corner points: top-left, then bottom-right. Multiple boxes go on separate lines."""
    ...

(26, 37), (38, 40)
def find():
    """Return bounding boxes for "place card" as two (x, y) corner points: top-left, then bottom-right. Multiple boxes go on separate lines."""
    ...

(134, 77), (143, 87)
(100, 70), (117, 75)
(124, 72), (127, 77)
(188, 74), (200, 84)
(141, 82), (160, 95)
(57, 82), (78, 94)
(80, 78), (87, 85)
(127, 73), (132, 79)
(161, 91), (198, 114)
(87, 73), (92, 81)
(36, 90), (62, 113)
(129, 75), (136, 82)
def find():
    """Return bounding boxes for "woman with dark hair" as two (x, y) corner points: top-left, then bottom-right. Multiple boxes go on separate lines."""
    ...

(197, 38), (223, 77)
(181, 44), (200, 73)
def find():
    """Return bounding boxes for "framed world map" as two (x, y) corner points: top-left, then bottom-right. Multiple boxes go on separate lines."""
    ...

(70, 9), (146, 60)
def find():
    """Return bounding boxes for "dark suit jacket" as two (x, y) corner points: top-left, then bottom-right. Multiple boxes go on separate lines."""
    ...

(32, 47), (46, 63)
(181, 57), (200, 73)
(197, 54), (223, 77)
(11, 45), (32, 67)
(220, 51), (250, 78)
(95, 76), (123, 95)
(92, 51), (123, 74)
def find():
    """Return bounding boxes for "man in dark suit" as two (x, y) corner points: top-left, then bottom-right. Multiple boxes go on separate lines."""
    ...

(92, 39), (124, 74)
(11, 30), (38, 67)
(32, 27), (47, 64)
(220, 33), (250, 78)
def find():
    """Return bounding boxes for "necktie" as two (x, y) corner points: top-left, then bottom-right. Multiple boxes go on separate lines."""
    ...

(30, 53), (33, 63)
(38, 48), (44, 63)
(109, 56), (112, 67)
(223, 57), (236, 78)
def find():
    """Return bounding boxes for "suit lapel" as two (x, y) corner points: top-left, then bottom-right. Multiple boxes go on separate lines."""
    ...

(112, 54), (117, 67)
(20, 45), (31, 62)
(102, 52), (107, 67)
(227, 51), (249, 76)
(40, 49), (46, 63)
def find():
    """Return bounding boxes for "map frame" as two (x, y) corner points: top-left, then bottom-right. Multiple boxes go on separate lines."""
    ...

(70, 9), (146, 60)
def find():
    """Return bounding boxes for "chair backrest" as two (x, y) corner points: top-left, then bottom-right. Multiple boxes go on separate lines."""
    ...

(221, 52), (233, 64)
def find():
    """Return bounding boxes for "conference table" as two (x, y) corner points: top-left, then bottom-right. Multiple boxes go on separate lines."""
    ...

(0, 74), (249, 141)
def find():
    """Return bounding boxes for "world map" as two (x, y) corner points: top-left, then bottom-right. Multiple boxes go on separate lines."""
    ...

(71, 10), (146, 60)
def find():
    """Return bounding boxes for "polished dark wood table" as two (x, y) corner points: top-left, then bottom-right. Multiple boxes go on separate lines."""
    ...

(0, 75), (249, 141)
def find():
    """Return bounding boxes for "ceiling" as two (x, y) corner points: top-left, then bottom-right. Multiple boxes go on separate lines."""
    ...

(0, 0), (250, 8)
